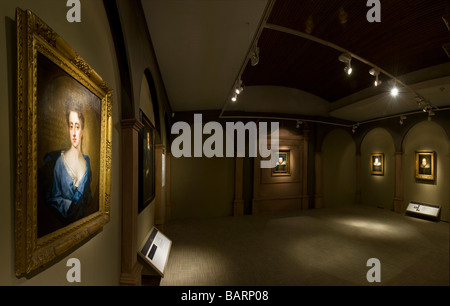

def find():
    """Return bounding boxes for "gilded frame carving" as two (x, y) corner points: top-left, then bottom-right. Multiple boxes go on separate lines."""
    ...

(271, 150), (291, 176)
(415, 150), (435, 181)
(15, 8), (112, 276)
(370, 153), (384, 176)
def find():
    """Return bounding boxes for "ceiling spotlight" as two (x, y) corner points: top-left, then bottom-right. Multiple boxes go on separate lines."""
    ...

(296, 120), (303, 129)
(422, 105), (431, 112)
(235, 79), (244, 95)
(346, 65), (353, 75)
(415, 96), (430, 110)
(390, 86), (399, 97)
(352, 124), (358, 134)
(231, 93), (237, 102)
(338, 53), (352, 75)
(388, 79), (399, 97)
(369, 68), (382, 86)
(414, 96), (424, 103)
(250, 44), (260, 66)
(399, 115), (406, 125)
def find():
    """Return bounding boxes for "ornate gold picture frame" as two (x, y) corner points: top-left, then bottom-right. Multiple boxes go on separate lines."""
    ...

(415, 150), (435, 181)
(15, 8), (112, 276)
(272, 151), (290, 176)
(370, 153), (384, 176)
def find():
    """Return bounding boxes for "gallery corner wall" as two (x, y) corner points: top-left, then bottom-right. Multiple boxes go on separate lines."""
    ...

(0, 0), (121, 285)
(322, 128), (356, 208)
(169, 124), (235, 220)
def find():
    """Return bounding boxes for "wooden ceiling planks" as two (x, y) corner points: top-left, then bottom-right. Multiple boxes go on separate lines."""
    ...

(241, 0), (450, 103)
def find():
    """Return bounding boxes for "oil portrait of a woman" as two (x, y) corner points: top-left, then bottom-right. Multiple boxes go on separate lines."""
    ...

(43, 99), (92, 224)
(36, 53), (100, 237)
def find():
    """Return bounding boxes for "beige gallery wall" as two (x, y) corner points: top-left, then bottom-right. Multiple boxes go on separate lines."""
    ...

(360, 127), (396, 210)
(322, 128), (356, 208)
(170, 154), (235, 220)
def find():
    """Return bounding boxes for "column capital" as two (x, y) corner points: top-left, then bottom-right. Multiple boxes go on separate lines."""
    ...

(121, 118), (144, 132)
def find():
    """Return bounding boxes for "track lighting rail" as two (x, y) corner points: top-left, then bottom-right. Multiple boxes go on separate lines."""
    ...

(263, 23), (434, 110)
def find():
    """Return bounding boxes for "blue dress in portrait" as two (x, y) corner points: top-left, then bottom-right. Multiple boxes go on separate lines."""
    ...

(42, 150), (92, 224)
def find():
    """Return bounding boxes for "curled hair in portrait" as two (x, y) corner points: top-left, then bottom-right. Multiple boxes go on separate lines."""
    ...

(66, 97), (85, 132)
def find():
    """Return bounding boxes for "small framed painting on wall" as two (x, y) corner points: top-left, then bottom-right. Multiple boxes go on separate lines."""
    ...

(415, 150), (435, 181)
(370, 153), (384, 176)
(272, 151), (290, 176)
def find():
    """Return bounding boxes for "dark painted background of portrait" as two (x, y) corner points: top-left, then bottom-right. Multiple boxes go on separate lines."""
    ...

(272, 151), (290, 175)
(418, 154), (432, 175)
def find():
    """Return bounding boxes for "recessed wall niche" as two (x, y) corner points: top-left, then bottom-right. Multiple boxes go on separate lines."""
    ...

(361, 128), (395, 210)
(402, 120), (449, 222)
(252, 127), (307, 214)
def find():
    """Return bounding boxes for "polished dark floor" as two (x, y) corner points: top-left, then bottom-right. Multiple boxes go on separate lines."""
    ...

(159, 205), (449, 286)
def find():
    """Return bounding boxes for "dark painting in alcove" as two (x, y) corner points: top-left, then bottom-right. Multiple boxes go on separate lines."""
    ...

(139, 110), (155, 213)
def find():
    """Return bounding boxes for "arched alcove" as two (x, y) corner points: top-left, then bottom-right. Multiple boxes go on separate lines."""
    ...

(137, 70), (165, 248)
(139, 75), (156, 127)
(322, 128), (356, 208)
(143, 69), (161, 142)
(402, 120), (449, 221)
(360, 127), (396, 210)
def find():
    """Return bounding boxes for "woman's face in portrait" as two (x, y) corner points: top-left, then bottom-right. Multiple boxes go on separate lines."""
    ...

(422, 158), (427, 166)
(69, 111), (83, 149)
